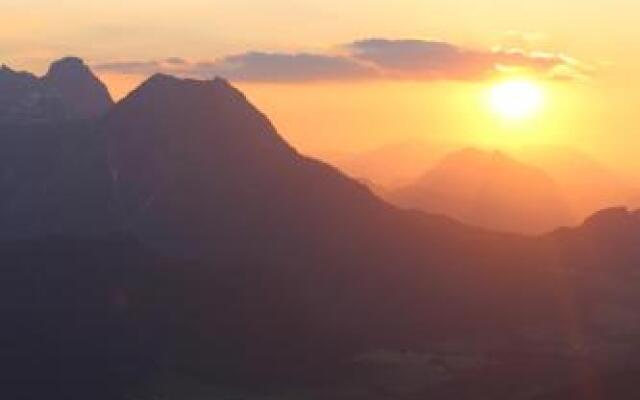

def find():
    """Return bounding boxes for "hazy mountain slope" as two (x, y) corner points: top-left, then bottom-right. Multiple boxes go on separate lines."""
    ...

(519, 145), (640, 220)
(324, 139), (452, 189)
(390, 148), (576, 234)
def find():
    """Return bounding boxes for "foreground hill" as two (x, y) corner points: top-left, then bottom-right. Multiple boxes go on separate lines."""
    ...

(2, 61), (640, 399)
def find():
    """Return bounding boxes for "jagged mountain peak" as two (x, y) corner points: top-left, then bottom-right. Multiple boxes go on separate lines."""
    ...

(43, 56), (113, 118)
(0, 56), (113, 122)
(108, 73), (287, 151)
(122, 73), (246, 107)
(0, 64), (38, 82)
(45, 56), (88, 75)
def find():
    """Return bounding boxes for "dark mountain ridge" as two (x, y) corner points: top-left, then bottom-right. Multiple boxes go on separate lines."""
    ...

(106, 73), (399, 255)
(0, 57), (112, 123)
(43, 57), (114, 118)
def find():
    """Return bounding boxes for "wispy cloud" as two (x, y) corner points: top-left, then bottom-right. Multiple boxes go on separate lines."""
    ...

(196, 52), (376, 82)
(93, 38), (593, 83)
(349, 39), (590, 81)
(95, 60), (163, 74)
(95, 53), (375, 82)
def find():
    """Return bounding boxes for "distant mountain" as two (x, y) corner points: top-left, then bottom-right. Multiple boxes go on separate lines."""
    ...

(0, 57), (112, 123)
(390, 148), (576, 234)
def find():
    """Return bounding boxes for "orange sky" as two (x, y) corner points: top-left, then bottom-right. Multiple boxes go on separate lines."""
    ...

(3, 0), (640, 178)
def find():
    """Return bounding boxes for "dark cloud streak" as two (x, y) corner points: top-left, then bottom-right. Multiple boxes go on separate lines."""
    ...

(93, 38), (591, 83)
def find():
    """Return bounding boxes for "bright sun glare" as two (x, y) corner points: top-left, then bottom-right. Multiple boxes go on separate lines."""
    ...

(489, 80), (544, 120)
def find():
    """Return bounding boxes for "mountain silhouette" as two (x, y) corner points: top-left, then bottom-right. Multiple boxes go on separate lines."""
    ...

(0, 57), (112, 123)
(43, 57), (113, 118)
(3, 60), (640, 399)
(105, 73), (407, 255)
(390, 148), (576, 234)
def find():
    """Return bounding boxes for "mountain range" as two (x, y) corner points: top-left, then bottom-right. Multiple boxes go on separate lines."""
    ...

(3, 58), (640, 399)
(337, 142), (640, 234)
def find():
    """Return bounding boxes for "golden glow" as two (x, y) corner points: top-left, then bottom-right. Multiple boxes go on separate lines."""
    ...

(489, 80), (544, 120)
(6, 0), (640, 174)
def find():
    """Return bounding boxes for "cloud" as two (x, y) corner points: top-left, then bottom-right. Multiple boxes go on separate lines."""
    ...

(206, 52), (376, 82)
(93, 38), (592, 83)
(164, 57), (188, 65)
(349, 38), (588, 81)
(95, 53), (375, 82)
(348, 39), (489, 79)
(491, 48), (593, 81)
(95, 57), (197, 75)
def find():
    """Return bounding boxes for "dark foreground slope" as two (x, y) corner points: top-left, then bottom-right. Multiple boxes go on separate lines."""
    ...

(2, 71), (640, 399)
(5, 209), (640, 400)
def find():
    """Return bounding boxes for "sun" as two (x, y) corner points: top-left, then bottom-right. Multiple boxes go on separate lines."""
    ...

(489, 79), (544, 120)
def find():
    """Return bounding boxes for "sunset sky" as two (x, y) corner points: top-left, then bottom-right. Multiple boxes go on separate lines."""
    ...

(3, 0), (640, 176)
